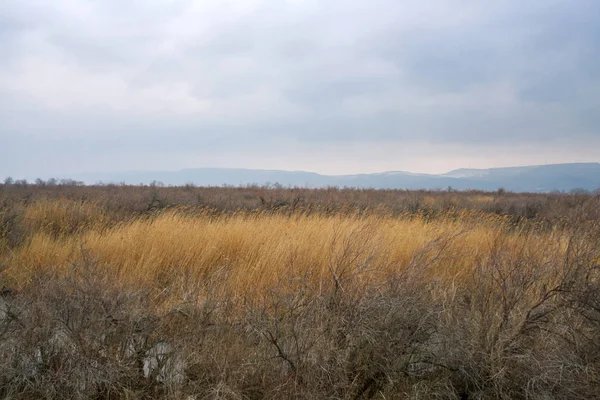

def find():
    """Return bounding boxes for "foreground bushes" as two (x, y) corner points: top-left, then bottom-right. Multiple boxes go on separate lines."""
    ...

(1, 185), (599, 398)
(1, 226), (599, 399)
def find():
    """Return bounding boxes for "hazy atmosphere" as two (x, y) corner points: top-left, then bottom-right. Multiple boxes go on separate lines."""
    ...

(1, 0), (599, 178)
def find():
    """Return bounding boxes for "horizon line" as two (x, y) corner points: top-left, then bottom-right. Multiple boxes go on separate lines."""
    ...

(12, 160), (600, 181)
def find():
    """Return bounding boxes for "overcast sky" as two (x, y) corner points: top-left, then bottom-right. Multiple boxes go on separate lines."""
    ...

(1, 0), (599, 178)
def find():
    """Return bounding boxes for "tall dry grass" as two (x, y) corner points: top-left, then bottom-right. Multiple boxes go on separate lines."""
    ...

(0, 191), (599, 399)
(3, 208), (548, 302)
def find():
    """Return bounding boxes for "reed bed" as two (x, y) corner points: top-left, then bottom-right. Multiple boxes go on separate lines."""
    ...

(4, 208), (552, 301)
(0, 189), (599, 399)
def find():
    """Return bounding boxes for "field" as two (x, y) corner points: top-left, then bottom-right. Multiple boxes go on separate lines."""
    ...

(1, 183), (600, 399)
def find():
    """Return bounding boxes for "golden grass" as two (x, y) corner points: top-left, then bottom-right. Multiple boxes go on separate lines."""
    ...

(2, 204), (568, 306)
(22, 197), (110, 236)
(2, 196), (598, 398)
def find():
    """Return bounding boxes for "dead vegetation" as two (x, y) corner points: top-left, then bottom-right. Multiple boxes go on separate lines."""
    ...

(0, 182), (599, 399)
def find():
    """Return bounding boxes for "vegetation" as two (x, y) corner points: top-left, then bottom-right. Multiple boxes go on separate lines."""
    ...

(1, 182), (599, 399)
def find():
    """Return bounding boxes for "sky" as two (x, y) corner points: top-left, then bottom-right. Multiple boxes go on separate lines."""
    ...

(1, 0), (599, 179)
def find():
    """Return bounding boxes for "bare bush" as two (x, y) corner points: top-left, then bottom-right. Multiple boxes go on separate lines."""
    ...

(1, 185), (600, 398)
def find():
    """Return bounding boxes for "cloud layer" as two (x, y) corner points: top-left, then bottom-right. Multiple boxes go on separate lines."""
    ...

(1, 0), (599, 177)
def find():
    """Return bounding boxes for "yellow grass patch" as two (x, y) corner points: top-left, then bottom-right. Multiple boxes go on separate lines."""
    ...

(2, 206), (567, 306)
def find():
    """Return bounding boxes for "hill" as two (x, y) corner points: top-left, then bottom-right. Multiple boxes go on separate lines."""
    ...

(65, 163), (600, 192)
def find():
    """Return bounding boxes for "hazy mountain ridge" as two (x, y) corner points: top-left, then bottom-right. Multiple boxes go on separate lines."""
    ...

(66, 163), (600, 193)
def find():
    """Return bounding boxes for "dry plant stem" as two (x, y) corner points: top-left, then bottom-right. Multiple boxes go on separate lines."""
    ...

(0, 185), (599, 399)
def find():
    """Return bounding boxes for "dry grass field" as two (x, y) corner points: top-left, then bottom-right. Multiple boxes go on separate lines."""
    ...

(1, 182), (599, 399)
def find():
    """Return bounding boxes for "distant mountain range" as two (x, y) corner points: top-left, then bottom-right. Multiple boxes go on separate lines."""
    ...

(67, 163), (600, 193)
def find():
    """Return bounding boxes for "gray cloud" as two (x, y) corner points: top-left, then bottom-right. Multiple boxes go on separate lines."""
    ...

(1, 0), (599, 178)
